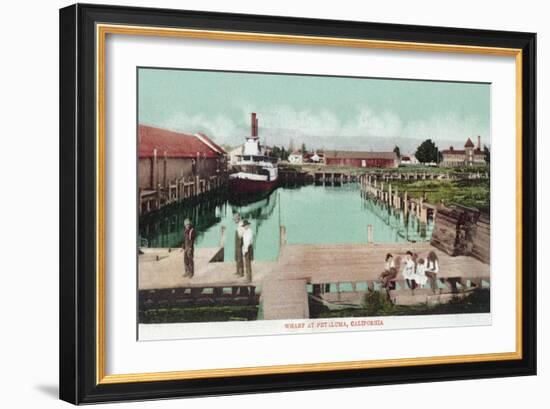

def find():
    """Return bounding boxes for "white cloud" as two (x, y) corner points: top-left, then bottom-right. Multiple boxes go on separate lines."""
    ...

(153, 105), (489, 152)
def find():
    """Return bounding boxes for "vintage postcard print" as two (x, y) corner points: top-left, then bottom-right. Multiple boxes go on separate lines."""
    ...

(137, 68), (491, 340)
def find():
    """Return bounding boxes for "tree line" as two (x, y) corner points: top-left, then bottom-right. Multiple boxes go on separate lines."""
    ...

(254, 138), (491, 165)
(393, 139), (490, 165)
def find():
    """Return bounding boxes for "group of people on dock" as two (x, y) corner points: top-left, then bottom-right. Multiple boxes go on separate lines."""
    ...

(182, 214), (437, 290)
(379, 250), (439, 292)
(180, 214), (254, 282)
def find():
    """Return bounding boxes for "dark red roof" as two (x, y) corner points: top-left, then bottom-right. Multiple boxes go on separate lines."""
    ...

(138, 125), (225, 159)
(324, 150), (397, 160)
(442, 149), (466, 154)
(464, 137), (475, 148)
(195, 132), (227, 155)
(442, 148), (482, 155)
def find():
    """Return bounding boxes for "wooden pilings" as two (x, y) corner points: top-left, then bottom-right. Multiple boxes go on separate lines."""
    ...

(139, 173), (228, 216)
(279, 169), (359, 185)
(356, 170), (488, 182)
(220, 226), (226, 248)
(279, 225), (287, 257)
(358, 174), (436, 227)
(367, 224), (373, 244)
(280, 225), (287, 246)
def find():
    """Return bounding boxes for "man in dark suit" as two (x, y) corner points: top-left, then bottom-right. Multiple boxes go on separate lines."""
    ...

(182, 218), (196, 278)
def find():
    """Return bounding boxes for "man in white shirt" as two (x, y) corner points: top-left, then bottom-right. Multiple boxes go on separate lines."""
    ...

(242, 220), (254, 283)
(233, 213), (245, 277)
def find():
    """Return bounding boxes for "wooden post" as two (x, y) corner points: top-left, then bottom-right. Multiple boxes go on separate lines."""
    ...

(163, 151), (168, 188)
(152, 148), (158, 189)
(419, 197), (427, 223)
(220, 226), (226, 247)
(393, 188), (401, 209)
(279, 225), (287, 256)
(404, 191), (408, 216)
(367, 224), (373, 244)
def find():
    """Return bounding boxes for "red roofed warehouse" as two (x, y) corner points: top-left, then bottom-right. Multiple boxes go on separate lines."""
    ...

(138, 125), (227, 212)
(324, 150), (399, 168)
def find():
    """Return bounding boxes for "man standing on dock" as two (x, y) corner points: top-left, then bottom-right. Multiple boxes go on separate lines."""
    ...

(242, 220), (254, 283)
(233, 213), (245, 277)
(182, 218), (196, 278)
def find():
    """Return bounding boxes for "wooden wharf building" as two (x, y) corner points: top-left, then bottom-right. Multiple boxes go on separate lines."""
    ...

(324, 150), (399, 168)
(138, 124), (228, 214)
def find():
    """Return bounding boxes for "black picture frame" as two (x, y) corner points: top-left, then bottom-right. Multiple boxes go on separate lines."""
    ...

(59, 3), (536, 404)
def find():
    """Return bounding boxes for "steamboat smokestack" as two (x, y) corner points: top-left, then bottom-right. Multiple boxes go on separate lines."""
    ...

(477, 135), (481, 150)
(251, 113), (257, 137)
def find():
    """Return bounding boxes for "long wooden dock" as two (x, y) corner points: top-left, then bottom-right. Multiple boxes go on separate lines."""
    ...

(261, 279), (310, 320)
(139, 240), (489, 320)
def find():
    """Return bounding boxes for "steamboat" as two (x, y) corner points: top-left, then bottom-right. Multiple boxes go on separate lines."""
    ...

(229, 113), (279, 194)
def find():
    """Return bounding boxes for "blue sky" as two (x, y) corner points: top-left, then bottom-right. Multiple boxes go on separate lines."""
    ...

(138, 68), (490, 153)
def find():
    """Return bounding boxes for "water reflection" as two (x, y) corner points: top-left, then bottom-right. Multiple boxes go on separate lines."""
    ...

(139, 184), (433, 261)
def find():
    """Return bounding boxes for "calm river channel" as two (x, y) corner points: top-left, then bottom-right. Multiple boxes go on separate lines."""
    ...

(139, 184), (433, 261)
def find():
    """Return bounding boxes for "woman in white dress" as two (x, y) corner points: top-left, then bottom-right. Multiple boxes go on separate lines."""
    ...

(401, 251), (416, 289)
(413, 258), (429, 287)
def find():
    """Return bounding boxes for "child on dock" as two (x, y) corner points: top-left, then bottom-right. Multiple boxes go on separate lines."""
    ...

(402, 251), (416, 289)
(413, 258), (428, 287)
(379, 253), (398, 289)
(425, 251), (440, 293)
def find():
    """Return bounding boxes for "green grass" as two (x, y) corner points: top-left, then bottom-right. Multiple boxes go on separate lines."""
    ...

(389, 178), (490, 214)
(280, 162), (490, 213)
(139, 305), (259, 323)
(280, 162), (489, 175)
(313, 289), (490, 319)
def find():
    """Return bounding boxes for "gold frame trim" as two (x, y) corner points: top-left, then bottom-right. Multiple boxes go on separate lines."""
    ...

(95, 23), (523, 385)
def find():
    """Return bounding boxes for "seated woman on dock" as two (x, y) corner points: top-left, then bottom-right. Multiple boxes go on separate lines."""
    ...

(379, 253), (398, 289)
(424, 251), (439, 293)
(402, 251), (416, 289)
(413, 258), (429, 288)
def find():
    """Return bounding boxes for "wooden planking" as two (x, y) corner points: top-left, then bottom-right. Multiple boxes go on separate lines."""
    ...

(261, 279), (309, 320)
(140, 247), (223, 289)
(276, 243), (489, 283)
(139, 247), (277, 289)
(139, 242), (490, 291)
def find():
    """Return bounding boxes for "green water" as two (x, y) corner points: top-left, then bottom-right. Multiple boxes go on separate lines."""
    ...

(139, 184), (433, 261)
